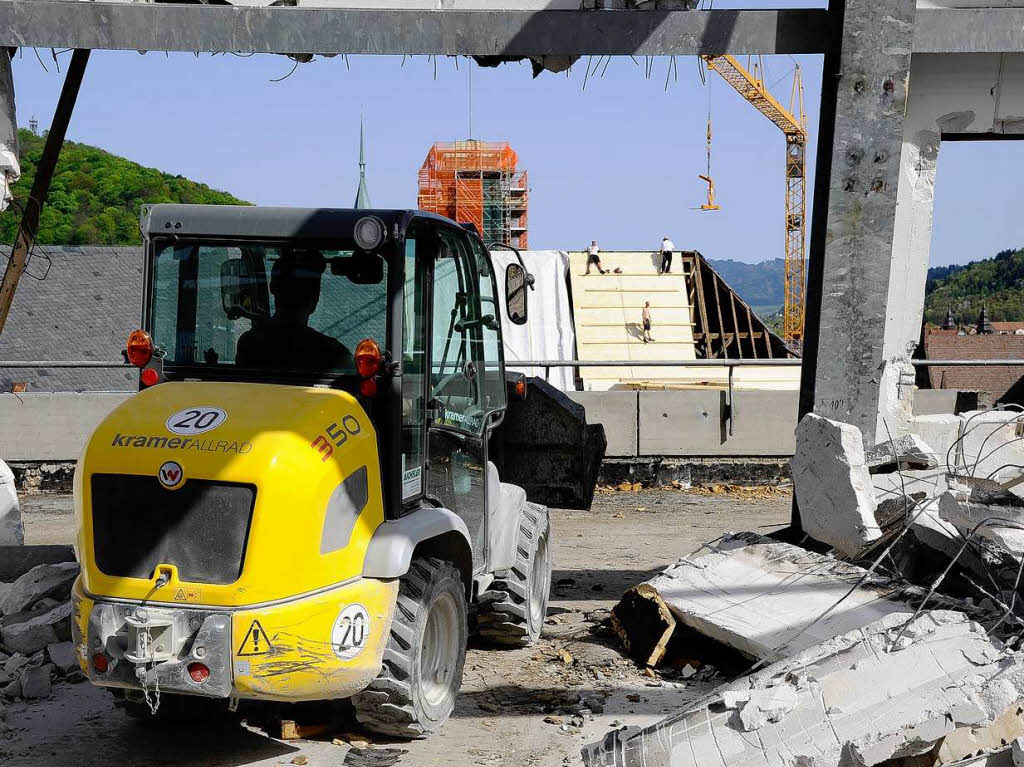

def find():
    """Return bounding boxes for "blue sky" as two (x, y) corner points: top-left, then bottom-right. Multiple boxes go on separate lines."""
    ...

(10, 48), (1022, 266)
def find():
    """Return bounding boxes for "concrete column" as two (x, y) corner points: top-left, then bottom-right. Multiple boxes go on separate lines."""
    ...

(877, 53), (1024, 438)
(0, 49), (19, 211)
(799, 0), (917, 449)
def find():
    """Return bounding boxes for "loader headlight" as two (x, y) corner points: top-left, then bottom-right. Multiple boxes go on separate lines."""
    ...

(354, 216), (386, 251)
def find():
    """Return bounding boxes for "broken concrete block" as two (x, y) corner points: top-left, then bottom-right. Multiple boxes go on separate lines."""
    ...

(0, 545), (77, 583)
(873, 468), (947, 510)
(3, 677), (20, 698)
(0, 460), (22, 546)
(0, 602), (72, 655)
(865, 433), (938, 474)
(937, 486), (1024, 556)
(4, 653), (28, 677)
(19, 664), (51, 699)
(910, 413), (965, 472)
(584, 611), (1024, 767)
(937, 699), (1024, 765)
(1012, 736), (1024, 767)
(722, 685), (800, 731)
(957, 411), (1024, 491)
(631, 533), (911, 662)
(791, 413), (881, 556)
(610, 583), (675, 667)
(45, 641), (77, 675)
(0, 561), (79, 616)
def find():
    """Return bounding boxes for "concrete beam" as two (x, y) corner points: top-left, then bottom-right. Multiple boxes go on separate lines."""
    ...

(0, 3), (830, 55)
(912, 7), (1024, 54)
(0, 4), (1020, 56)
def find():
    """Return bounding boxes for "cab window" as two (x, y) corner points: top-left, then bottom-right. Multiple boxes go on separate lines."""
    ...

(430, 230), (482, 432)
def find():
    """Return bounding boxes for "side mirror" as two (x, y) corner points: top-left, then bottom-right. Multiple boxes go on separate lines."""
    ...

(220, 258), (269, 321)
(506, 263), (528, 325)
(330, 252), (385, 284)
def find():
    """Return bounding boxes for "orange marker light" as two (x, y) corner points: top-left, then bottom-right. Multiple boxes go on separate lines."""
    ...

(140, 368), (160, 387)
(126, 330), (154, 368)
(355, 338), (382, 379)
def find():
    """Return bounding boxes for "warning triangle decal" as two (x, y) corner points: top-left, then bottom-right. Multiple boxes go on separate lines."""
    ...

(237, 619), (273, 656)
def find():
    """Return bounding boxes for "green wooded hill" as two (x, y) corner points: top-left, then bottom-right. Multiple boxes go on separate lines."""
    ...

(924, 247), (1024, 326)
(707, 257), (785, 312)
(1, 129), (248, 245)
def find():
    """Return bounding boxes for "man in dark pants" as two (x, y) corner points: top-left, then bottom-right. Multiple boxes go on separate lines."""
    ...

(585, 240), (607, 275)
(659, 236), (675, 274)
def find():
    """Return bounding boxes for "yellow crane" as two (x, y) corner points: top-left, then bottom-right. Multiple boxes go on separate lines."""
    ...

(701, 54), (807, 345)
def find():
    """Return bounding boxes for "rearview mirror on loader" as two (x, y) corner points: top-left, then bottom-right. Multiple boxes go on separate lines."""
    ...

(506, 263), (528, 325)
(220, 257), (269, 321)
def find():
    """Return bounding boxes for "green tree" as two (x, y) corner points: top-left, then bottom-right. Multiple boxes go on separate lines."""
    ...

(1, 128), (249, 245)
(924, 247), (1024, 326)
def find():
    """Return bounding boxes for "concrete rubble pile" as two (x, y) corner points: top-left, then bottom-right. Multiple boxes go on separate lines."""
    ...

(588, 611), (1024, 767)
(0, 560), (83, 714)
(594, 409), (1024, 767)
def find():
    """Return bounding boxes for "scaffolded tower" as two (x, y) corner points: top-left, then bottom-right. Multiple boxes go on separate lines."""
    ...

(417, 140), (528, 248)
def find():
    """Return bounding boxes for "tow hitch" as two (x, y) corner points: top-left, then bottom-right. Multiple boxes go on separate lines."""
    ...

(86, 601), (233, 701)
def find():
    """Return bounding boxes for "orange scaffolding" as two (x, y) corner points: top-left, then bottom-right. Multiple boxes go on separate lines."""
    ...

(417, 140), (529, 249)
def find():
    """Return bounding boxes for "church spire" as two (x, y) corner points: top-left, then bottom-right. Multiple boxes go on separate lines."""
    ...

(354, 116), (371, 209)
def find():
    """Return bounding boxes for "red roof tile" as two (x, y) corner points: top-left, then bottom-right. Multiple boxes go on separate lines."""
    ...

(923, 333), (1024, 399)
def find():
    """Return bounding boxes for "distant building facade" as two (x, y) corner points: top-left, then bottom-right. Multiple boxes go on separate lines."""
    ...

(417, 140), (528, 248)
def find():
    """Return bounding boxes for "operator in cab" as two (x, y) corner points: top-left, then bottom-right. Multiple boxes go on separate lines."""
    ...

(236, 248), (353, 371)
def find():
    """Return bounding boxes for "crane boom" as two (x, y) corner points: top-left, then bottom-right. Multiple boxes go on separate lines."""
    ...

(702, 54), (807, 346)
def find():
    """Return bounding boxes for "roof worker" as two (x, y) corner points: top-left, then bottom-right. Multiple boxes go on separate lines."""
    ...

(585, 240), (607, 275)
(236, 248), (353, 371)
(660, 236), (675, 275)
(642, 301), (653, 343)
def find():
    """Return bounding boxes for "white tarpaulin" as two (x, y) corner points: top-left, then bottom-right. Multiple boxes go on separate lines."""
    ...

(490, 249), (576, 391)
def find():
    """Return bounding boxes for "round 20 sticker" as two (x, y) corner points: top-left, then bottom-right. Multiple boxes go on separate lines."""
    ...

(166, 407), (227, 436)
(332, 604), (370, 661)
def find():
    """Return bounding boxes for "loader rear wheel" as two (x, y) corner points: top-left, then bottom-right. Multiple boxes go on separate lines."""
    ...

(353, 556), (467, 739)
(477, 504), (551, 647)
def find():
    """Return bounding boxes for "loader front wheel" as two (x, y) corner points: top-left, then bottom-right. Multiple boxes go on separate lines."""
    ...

(353, 556), (467, 738)
(477, 504), (551, 647)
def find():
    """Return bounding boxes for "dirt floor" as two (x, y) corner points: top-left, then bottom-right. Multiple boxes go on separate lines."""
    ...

(3, 487), (791, 767)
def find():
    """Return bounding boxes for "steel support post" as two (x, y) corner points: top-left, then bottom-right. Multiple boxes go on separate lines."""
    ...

(0, 48), (89, 337)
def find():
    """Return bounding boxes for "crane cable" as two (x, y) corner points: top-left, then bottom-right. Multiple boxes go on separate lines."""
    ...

(696, 62), (719, 211)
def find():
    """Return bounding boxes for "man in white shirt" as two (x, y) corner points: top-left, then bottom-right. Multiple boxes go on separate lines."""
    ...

(660, 236), (675, 274)
(585, 240), (607, 275)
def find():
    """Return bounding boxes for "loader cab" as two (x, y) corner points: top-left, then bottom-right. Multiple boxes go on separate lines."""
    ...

(139, 205), (516, 555)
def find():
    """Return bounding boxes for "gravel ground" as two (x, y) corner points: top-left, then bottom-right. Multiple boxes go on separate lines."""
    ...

(6, 488), (791, 767)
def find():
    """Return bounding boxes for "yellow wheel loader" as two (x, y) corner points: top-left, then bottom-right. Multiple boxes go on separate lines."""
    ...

(70, 204), (555, 737)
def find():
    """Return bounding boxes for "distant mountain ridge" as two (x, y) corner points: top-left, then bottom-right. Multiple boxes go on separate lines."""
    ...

(1, 129), (248, 245)
(706, 257), (786, 310)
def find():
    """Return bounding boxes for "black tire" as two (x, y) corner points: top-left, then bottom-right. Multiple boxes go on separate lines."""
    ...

(353, 556), (468, 738)
(477, 503), (551, 647)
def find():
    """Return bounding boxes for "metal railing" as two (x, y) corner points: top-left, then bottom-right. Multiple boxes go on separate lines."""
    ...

(2, 358), (1022, 369)
(2, 357), (1023, 439)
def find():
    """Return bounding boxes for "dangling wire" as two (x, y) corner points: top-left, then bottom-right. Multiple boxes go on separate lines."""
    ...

(581, 54), (594, 92)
